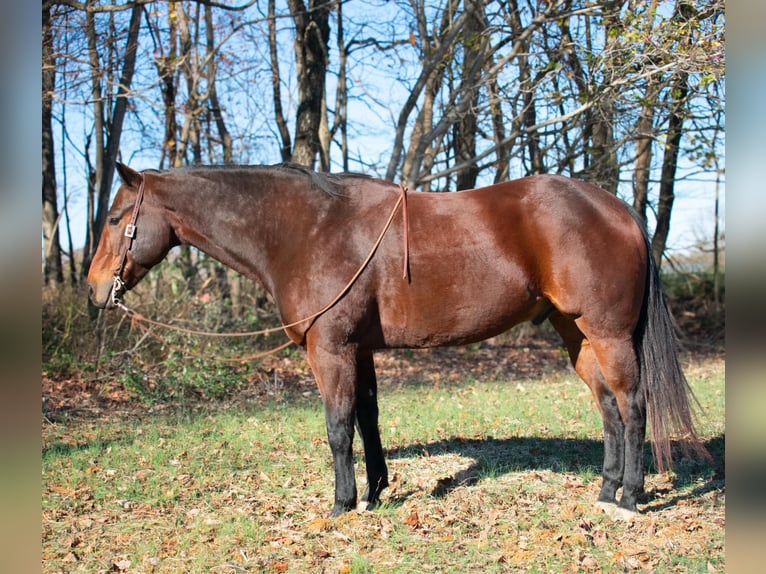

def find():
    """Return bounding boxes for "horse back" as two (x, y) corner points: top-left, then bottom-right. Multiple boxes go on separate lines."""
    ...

(366, 175), (646, 348)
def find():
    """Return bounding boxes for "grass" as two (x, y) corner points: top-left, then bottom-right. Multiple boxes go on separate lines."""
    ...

(42, 354), (724, 573)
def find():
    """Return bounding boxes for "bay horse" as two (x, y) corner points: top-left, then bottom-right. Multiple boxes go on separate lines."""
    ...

(87, 162), (706, 519)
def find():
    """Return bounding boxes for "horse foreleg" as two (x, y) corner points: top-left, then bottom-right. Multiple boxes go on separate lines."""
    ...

(355, 350), (388, 509)
(307, 342), (359, 517)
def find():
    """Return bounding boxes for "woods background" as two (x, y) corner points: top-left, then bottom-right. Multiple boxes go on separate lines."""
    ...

(40, 0), (725, 405)
(42, 0), (725, 285)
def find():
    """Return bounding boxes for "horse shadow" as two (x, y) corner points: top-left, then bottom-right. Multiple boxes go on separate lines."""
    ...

(383, 434), (725, 509)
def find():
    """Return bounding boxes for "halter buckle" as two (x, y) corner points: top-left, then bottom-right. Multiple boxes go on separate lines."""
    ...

(124, 223), (136, 238)
(111, 275), (126, 306)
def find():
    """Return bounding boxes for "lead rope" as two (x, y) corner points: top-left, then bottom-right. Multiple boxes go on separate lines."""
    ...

(401, 183), (410, 282)
(115, 184), (411, 360)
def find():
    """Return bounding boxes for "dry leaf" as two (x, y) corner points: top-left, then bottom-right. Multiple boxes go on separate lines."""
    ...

(304, 517), (330, 533)
(403, 511), (421, 528)
(581, 554), (599, 570)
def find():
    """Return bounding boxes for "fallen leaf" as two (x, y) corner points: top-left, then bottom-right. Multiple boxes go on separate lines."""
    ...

(581, 555), (599, 570)
(333, 531), (351, 544)
(592, 529), (608, 547)
(304, 517), (330, 533)
(403, 511), (421, 528)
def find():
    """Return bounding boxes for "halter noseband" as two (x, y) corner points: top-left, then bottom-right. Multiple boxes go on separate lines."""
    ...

(112, 172), (146, 306)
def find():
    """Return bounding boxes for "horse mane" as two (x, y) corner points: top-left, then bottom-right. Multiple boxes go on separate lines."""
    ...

(272, 163), (373, 197)
(162, 162), (373, 198)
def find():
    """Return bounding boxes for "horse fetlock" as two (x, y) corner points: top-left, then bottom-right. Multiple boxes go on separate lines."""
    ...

(330, 499), (356, 518)
(361, 476), (389, 504)
(597, 481), (620, 504)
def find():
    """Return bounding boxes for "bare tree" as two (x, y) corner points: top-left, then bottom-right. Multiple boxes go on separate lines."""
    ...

(287, 0), (331, 169)
(42, 3), (64, 285)
(148, 1), (182, 168)
(453, 0), (487, 190)
(269, 0), (293, 162)
(43, 0), (724, 284)
(204, 3), (234, 164)
(81, 1), (142, 275)
(651, 0), (701, 267)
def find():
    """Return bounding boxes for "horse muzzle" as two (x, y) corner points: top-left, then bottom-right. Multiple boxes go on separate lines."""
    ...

(87, 277), (122, 309)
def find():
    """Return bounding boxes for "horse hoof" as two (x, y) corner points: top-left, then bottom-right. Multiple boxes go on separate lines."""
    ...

(330, 504), (352, 518)
(595, 501), (616, 515)
(595, 501), (639, 522)
(612, 506), (639, 521)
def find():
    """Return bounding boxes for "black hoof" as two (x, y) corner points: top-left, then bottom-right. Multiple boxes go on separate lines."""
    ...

(330, 502), (354, 518)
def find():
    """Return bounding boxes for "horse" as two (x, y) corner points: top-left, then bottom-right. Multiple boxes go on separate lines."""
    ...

(87, 162), (707, 519)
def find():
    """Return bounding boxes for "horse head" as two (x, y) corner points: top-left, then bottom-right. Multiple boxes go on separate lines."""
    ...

(87, 163), (178, 308)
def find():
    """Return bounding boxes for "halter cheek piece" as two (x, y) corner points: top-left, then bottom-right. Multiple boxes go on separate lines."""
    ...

(112, 173), (146, 307)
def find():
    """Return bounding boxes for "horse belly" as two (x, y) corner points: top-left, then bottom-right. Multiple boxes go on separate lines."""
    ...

(377, 273), (536, 348)
(370, 188), (543, 349)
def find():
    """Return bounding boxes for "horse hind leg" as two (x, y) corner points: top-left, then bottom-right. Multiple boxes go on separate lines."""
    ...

(583, 331), (647, 517)
(549, 313), (628, 513)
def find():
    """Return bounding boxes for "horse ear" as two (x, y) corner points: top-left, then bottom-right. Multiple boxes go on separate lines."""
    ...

(116, 162), (143, 190)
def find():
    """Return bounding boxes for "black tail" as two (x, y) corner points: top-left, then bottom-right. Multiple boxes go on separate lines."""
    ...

(632, 217), (711, 472)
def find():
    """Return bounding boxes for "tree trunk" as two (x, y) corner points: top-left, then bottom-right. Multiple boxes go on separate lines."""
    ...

(651, 0), (696, 268)
(652, 73), (687, 268)
(83, 2), (143, 275)
(631, 83), (656, 225)
(205, 3), (233, 164)
(402, 0), (479, 189)
(583, 0), (624, 194)
(42, 3), (63, 285)
(508, 0), (541, 176)
(401, 68), (442, 191)
(488, 72), (509, 183)
(334, 0), (348, 171)
(385, 2), (466, 182)
(287, 0), (331, 169)
(269, 0), (292, 162)
(454, 0), (485, 190)
(154, 1), (180, 169)
(176, 3), (203, 167)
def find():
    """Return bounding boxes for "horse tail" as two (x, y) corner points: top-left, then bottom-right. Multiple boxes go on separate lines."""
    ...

(631, 211), (711, 472)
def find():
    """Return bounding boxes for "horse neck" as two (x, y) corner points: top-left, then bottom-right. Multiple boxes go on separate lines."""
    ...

(156, 169), (333, 294)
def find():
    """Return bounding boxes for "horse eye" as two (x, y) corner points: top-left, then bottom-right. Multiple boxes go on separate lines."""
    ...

(108, 217), (120, 226)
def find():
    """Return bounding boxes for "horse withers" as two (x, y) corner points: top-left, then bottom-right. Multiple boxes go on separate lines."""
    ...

(87, 162), (708, 518)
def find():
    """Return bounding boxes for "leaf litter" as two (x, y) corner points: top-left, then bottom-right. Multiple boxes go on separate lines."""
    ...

(42, 338), (724, 573)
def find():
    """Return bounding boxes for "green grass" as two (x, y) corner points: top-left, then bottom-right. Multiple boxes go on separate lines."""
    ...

(42, 356), (724, 573)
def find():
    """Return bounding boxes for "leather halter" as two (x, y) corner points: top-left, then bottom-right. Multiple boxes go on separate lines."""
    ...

(112, 172), (146, 306)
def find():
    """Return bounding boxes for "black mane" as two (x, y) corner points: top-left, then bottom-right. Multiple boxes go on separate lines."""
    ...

(272, 163), (373, 197)
(160, 162), (374, 197)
